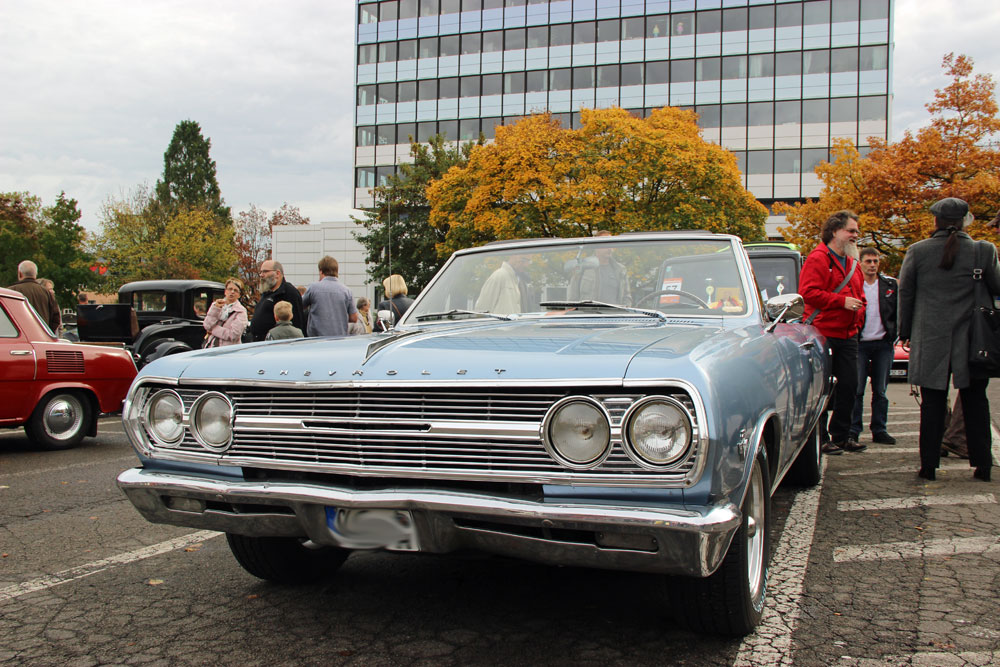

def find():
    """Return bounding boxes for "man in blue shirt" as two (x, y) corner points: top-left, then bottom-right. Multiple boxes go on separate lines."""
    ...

(302, 256), (358, 337)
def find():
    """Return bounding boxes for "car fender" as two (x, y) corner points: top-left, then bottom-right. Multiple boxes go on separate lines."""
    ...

(141, 339), (194, 366)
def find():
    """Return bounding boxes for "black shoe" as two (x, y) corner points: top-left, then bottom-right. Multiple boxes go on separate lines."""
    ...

(973, 466), (991, 482)
(872, 432), (896, 445)
(918, 467), (936, 481)
(821, 441), (844, 455)
(840, 439), (867, 452)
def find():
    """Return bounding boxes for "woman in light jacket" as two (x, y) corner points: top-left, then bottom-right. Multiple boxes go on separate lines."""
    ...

(898, 198), (1000, 482)
(203, 278), (249, 347)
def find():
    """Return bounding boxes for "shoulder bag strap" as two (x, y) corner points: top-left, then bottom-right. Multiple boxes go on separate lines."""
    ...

(804, 258), (858, 325)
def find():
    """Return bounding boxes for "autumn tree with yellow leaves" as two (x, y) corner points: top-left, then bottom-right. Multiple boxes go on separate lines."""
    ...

(777, 54), (1000, 272)
(427, 107), (767, 255)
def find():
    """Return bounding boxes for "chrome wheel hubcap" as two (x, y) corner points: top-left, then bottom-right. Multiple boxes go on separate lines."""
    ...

(43, 396), (83, 440)
(746, 461), (765, 601)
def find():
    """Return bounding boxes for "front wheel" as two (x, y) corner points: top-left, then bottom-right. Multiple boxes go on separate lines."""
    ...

(25, 391), (91, 450)
(672, 454), (771, 636)
(226, 534), (349, 584)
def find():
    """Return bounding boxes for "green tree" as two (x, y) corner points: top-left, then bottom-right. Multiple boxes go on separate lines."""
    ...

(36, 193), (99, 309)
(353, 134), (478, 293)
(95, 185), (236, 285)
(155, 120), (231, 223)
(1, 192), (42, 286)
(428, 108), (767, 255)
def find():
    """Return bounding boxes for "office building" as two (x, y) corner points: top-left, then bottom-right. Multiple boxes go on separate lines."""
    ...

(354, 0), (892, 237)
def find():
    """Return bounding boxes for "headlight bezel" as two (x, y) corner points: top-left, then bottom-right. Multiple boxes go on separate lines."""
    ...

(142, 389), (185, 448)
(541, 396), (613, 469)
(189, 391), (235, 452)
(621, 395), (694, 469)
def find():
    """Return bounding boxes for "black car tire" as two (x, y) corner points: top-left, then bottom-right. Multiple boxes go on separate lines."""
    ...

(672, 453), (771, 636)
(784, 426), (821, 487)
(24, 391), (91, 450)
(226, 534), (349, 584)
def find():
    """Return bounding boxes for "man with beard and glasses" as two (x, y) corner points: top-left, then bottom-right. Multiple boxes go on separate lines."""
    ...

(249, 260), (306, 341)
(799, 210), (868, 455)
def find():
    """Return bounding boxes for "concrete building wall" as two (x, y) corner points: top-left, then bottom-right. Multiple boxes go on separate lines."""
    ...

(272, 222), (377, 304)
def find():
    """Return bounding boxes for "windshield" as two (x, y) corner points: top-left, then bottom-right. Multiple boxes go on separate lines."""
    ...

(405, 238), (752, 323)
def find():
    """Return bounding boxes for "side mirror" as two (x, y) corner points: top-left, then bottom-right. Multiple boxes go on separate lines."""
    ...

(764, 293), (805, 330)
(377, 309), (394, 331)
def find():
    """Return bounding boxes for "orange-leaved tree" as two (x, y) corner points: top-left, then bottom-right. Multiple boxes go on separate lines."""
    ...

(777, 54), (1000, 273)
(427, 107), (767, 255)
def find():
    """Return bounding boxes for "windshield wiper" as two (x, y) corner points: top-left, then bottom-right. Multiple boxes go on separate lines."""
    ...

(539, 300), (667, 322)
(414, 309), (513, 322)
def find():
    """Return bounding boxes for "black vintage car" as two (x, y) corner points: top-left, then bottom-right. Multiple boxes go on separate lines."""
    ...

(745, 242), (803, 303)
(77, 280), (226, 367)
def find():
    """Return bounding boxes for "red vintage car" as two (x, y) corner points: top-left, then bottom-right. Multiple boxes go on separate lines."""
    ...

(0, 287), (137, 449)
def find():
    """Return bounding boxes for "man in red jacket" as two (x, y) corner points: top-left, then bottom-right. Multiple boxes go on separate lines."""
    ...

(799, 210), (868, 454)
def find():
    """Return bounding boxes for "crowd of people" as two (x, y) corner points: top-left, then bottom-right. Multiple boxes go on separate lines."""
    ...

(8, 199), (997, 481)
(800, 199), (999, 483)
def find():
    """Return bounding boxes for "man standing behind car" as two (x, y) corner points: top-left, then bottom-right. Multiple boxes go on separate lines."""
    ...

(302, 255), (358, 337)
(8, 260), (60, 333)
(250, 260), (306, 342)
(850, 247), (898, 445)
(799, 211), (868, 455)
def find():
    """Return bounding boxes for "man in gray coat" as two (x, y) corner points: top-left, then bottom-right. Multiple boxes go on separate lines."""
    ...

(898, 197), (1000, 480)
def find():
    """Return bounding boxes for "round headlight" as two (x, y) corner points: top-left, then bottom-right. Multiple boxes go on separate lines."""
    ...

(624, 397), (692, 467)
(543, 397), (611, 468)
(145, 390), (184, 446)
(190, 392), (233, 451)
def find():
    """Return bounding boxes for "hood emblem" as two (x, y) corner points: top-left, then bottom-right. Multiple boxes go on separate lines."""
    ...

(257, 369), (265, 375)
(353, 370), (364, 376)
(386, 370), (397, 376)
(303, 371), (311, 377)
(421, 370), (431, 375)
(280, 370), (288, 376)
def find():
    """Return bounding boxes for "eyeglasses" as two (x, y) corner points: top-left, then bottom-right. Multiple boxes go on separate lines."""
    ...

(260, 269), (277, 275)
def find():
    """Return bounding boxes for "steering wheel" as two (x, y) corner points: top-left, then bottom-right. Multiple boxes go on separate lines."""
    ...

(636, 289), (710, 309)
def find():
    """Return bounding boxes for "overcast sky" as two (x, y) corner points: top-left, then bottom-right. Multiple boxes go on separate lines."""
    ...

(1, 0), (999, 233)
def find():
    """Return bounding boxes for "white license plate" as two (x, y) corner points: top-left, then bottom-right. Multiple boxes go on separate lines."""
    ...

(325, 508), (419, 551)
(889, 369), (907, 377)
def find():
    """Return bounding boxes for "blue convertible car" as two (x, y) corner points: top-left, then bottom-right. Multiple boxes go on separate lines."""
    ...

(118, 232), (829, 636)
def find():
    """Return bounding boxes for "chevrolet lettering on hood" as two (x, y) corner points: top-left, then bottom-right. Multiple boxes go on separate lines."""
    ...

(117, 232), (830, 636)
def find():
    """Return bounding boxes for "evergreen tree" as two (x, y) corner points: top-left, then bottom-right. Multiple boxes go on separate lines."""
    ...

(37, 192), (99, 309)
(353, 134), (479, 294)
(155, 120), (231, 224)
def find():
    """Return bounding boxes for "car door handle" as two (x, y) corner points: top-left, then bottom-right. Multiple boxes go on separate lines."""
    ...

(10, 350), (33, 356)
(798, 341), (816, 351)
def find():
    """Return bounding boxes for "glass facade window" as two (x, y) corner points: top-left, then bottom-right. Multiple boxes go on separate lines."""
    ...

(354, 0), (893, 212)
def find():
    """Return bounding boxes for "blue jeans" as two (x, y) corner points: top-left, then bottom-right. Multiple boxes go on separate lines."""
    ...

(852, 338), (893, 437)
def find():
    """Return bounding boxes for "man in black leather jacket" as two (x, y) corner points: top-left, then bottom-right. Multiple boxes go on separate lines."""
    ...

(250, 260), (306, 341)
(851, 247), (898, 445)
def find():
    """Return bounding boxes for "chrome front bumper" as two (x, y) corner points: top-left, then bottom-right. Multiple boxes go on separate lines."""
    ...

(117, 467), (740, 577)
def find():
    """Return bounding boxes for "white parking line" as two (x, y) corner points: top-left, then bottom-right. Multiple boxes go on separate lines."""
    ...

(833, 535), (1000, 563)
(0, 455), (136, 479)
(863, 446), (918, 454)
(0, 531), (220, 603)
(837, 493), (996, 512)
(734, 458), (827, 667)
(838, 462), (973, 476)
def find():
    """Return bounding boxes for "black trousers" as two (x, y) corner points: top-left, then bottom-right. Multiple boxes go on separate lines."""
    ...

(820, 336), (859, 444)
(919, 378), (993, 470)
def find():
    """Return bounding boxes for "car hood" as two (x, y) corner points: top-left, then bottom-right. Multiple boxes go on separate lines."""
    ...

(141, 319), (732, 383)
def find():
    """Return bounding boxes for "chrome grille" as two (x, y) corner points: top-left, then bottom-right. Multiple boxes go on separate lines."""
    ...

(156, 385), (702, 485)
